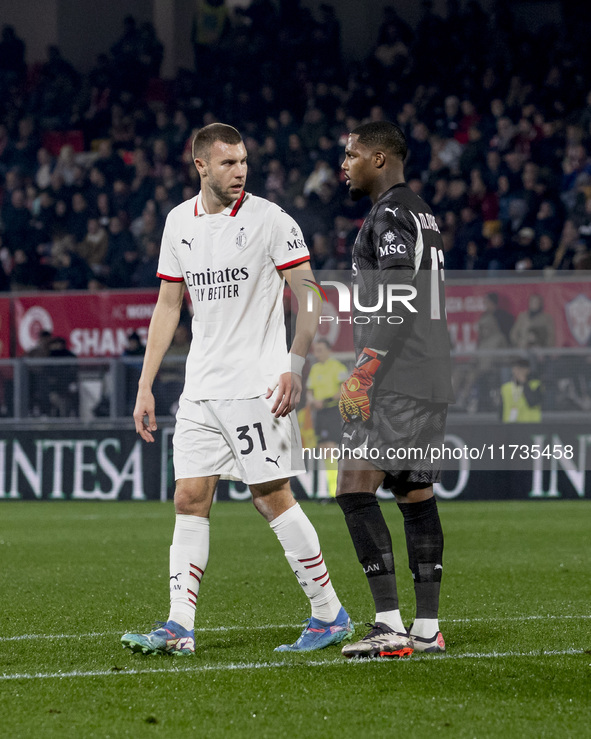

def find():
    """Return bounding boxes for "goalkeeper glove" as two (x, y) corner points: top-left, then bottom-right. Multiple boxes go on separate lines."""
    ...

(339, 348), (382, 422)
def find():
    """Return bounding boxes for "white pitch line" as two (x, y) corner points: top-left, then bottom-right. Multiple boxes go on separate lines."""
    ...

(445, 614), (591, 623)
(0, 624), (296, 643)
(1, 614), (590, 644)
(0, 649), (586, 682)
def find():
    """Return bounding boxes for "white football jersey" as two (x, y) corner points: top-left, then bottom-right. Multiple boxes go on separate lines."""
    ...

(157, 191), (310, 400)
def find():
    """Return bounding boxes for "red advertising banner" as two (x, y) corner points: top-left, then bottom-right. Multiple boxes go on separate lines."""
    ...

(445, 279), (591, 351)
(12, 290), (159, 357)
(0, 298), (10, 358)
(308, 277), (591, 354)
(5, 277), (591, 359)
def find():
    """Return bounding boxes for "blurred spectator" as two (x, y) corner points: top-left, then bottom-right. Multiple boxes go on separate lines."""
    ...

(35, 148), (54, 190)
(486, 291), (514, 343)
(0, 124), (14, 174)
(137, 22), (163, 78)
(2, 188), (32, 253)
(124, 330), (145, 357)
(534, 200), (561, 241)
(455, 206), (484, 253)
(122, 330), (146, 414)
(26, 329), (53, 416)
(132, 237), (160, 288)
(105, 215), (139, 288)
(12, 117), (39, 176)
(510, 294), (555, 348)
(408, 121), (431, 177)
(306, 338), (347, 445)
(459, 125), (487, 177)
(67, 192), (91, 243)
(455, 292), (512, 412)
(46, 336), (78, 417)
(76, 217), (109, 277)
(54, 145), (78, 186)
(264, 159), (286, 201)
(306, 338), (347, 498)
(303, 160), (336, 198)
(531, 233), (557, 270)
(156, 323), (191, 416)
(51, 237), (93, 290)
(332, 215), (357, 269)
(0, 25), (26, 86)
(513, 227), (537, 269)
(128, 157), (155, 219)
(95, 192), (113, 228)
(94, 139), (126, 184)
(553, 219), (585, 269)
(437, 95), (461, 139)
(310, 232), (337, 270)
(10, 248), (42, 290)
(500, 358), (543, 422)
(299, 108), (327, 150)
(130, 200), (162, 244)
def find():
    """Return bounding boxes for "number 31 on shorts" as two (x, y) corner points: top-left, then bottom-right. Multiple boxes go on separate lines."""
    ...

(236, 422), (267, 455)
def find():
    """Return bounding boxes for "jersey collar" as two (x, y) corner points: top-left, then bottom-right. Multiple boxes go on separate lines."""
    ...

(377, 182), (408, 202)
(194, 190), (247, 217)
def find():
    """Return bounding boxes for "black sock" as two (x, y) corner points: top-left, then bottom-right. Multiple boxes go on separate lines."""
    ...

(397, 497), (443, 620)
(336, 493), (398, 613)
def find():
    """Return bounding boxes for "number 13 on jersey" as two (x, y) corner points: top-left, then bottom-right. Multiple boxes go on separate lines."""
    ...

(430, 246), (445, 321)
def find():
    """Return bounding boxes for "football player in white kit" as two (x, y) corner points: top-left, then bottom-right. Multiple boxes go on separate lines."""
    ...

(121, 123), (353, 656)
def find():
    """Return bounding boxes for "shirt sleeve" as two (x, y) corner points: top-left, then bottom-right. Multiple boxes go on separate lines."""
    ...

(364, 203), (419, 353)
(156, 212), (184, 282)
(373, 202), (419, 272)
(269, 207), (311, 270)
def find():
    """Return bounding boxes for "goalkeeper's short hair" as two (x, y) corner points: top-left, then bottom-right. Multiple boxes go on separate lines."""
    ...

(351, 121), (408, 163)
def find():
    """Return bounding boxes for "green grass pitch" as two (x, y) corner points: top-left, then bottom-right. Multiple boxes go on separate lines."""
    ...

(0, 500), (589, 738)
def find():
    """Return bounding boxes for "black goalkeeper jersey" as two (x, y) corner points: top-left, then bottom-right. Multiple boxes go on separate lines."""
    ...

(352, 183), (454, 403)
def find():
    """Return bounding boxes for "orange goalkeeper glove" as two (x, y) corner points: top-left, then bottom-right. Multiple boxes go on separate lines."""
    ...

(339, 348), (382, 422)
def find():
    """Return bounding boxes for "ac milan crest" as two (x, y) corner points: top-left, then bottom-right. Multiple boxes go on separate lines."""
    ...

(235, 227), (247, 250)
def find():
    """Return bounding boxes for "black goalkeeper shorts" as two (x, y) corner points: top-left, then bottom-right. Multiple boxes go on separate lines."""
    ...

(340, 391), (448, 491)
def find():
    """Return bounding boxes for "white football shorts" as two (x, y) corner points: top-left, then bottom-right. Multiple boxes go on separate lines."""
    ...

(173, 393), (306, 485)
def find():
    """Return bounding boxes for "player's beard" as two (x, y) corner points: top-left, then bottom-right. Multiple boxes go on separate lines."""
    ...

(208, 175), (242, 208)
(348, 185), (366, 201)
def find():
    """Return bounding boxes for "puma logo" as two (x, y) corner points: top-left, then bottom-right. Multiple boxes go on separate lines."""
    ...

(181, 238), (194, 250)
(169, 572), (182, 581)
(385, 207), (399, 217)
(266, 455), (280, 467)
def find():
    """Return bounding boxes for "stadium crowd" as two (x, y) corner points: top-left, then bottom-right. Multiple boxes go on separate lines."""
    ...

(1, 0), (591, 294)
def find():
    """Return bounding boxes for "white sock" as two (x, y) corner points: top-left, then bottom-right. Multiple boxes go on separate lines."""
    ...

(410, 618), (439, 639)
(270, 503), (342, 623)
(167, 514), (210, 631)
(375, 609), (406, 633)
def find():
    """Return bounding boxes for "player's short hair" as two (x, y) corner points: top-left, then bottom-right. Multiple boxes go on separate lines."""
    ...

(192, 123), (243, 161)
(351, 121), (408, 162)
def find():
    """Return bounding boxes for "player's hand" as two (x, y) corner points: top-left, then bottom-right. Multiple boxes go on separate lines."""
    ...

(133, 387), (157, 442)
(267, 372), (302, 417)
(339, 349), (382, 423)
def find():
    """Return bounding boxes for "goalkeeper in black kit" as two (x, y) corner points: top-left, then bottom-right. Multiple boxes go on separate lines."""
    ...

(336, 121), (455, 659)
